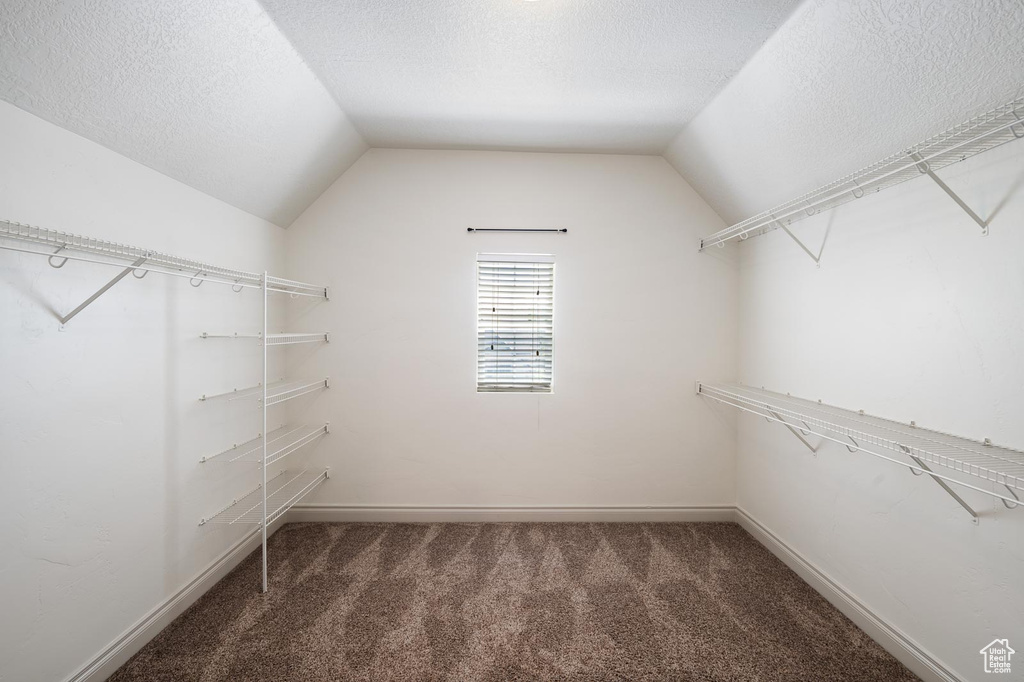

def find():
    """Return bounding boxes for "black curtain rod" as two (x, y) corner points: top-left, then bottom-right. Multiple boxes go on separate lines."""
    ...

(467, 228), (567, 233)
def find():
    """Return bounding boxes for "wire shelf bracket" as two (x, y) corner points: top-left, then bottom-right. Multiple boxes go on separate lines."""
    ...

(910, 153), (989, 235)
(900, 444), (978, 521)
(697, 382), (1024, 522)
(698, 95), (1024, 253)
(57, 255), (148, 328)
(767, 407), (819, 454)
(777, 219), (834, 268)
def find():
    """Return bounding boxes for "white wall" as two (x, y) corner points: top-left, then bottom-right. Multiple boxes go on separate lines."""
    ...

(0, 101), (286, 682)
(285, 149), (738, 510)
(660, 2), (1024, 678)
(727, 136), (1024, 681)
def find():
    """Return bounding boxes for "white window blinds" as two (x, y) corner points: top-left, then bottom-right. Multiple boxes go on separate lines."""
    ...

(477, 254), (554, 393)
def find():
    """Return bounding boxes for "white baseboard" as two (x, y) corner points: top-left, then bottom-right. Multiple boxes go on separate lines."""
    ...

(64, 519), (287, 682)
(734, 507), (962, 682)
(287, 503), (736, 523)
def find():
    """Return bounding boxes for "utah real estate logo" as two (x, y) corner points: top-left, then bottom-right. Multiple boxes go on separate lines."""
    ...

(980, 639), (1014, 674)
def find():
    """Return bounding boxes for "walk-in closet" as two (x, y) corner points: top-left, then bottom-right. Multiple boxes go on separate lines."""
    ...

(1, 1), (1022, 681)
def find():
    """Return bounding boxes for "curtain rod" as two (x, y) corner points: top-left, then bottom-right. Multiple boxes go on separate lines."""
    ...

(467, 228), (567, 233)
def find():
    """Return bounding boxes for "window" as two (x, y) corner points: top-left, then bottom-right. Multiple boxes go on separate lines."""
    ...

(477, 254), (554, 393)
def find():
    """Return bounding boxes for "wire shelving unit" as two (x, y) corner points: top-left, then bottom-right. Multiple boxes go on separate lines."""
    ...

(1, 218), (332, 592)
(698, 382), (1022, 519)
(698, 95), (1024, 253)
(198, 269), (331, 592)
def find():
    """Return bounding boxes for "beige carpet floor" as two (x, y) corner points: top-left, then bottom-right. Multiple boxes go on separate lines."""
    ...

(110, 522), (919, 681)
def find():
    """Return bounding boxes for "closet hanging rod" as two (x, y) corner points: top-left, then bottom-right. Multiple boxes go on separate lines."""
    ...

(0, 220), (329, 299)
(2, 219), (260, 284)
(467, 228), (567, 233)
(0, 241), (262, 290)
(699, 94), (1024, 251)
(697, 382), (1023, 516)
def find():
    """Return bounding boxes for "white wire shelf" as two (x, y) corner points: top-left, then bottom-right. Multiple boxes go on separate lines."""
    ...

(199, 377), (329, 403)
(698, 382), (1023, 509)
(1, 219), (261, 288)
(265, 274), (329, 299)
(266, 378), (329, 406)
(0, 219), (328, 298)
(200, 423), (329, 464)
(200, 332), (329, 346)
(267, 333), (328, 346)
(199, 468), (329, 527)
(699, 95), (1024, 250)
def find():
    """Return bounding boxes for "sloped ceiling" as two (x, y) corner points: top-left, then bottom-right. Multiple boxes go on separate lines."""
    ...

(256, 0), (800, 153)
(8, 0), (1017, 232)
(2, 0), (805, 227)
(0, 0), (368, 227)
(665, 0), (1024, 226)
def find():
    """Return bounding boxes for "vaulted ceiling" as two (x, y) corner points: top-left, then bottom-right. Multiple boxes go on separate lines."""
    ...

(5, 1), (1019, 232)
(0, 0), (799, 226)
(257, 0), (799, 153)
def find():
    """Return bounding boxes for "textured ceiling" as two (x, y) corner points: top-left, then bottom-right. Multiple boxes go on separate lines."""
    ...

(257, 0), (801, 153)
(665, 0), (1024, 225)
(12, 0), (1011, 231)
(0, 0), (368, 227)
